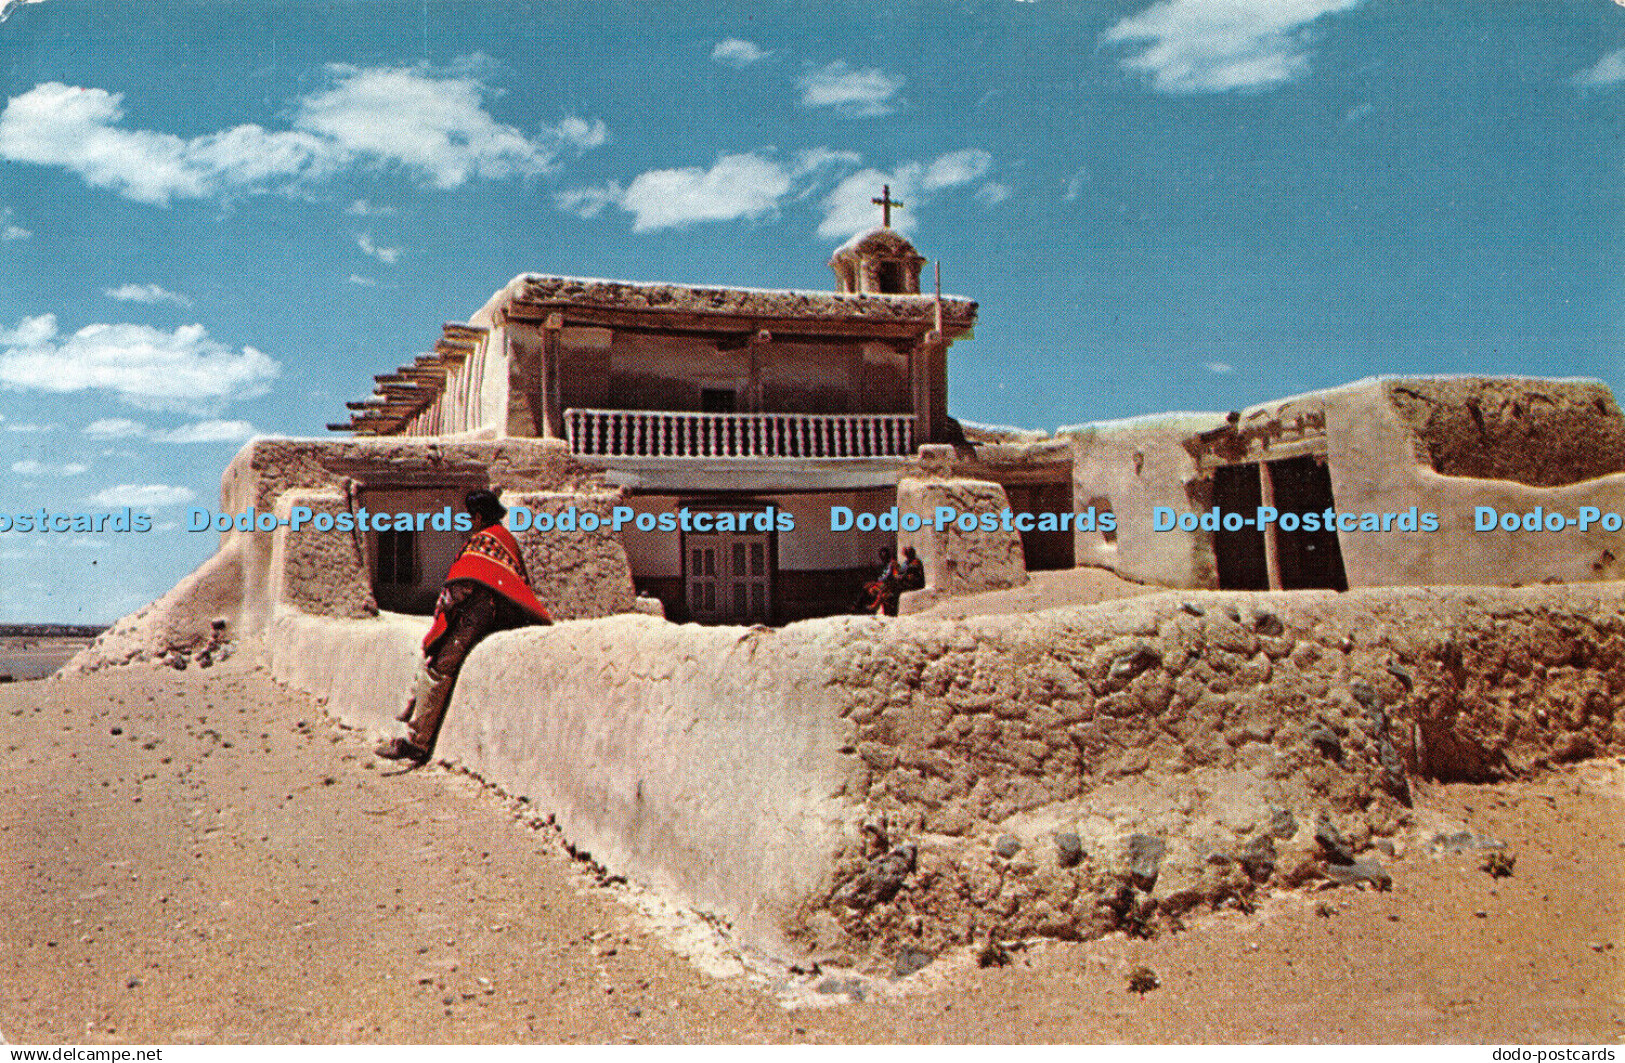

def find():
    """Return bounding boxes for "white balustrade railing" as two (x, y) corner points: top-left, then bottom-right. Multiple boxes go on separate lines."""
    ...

(565, 409), (916, 458)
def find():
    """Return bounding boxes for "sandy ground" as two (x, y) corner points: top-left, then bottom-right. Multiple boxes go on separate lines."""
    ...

(0, 637), (94, 682)
(1, 662), (1621, 1044)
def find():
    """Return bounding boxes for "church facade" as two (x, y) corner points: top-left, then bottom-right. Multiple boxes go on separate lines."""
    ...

(329, 223), (982, 624)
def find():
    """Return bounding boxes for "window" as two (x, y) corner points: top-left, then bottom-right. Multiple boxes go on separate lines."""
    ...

(700, 387), (737, 413)
(376, 528), (417, 587)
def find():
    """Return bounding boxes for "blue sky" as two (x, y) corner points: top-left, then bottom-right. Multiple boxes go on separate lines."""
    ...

(0, 0), (1622, 622)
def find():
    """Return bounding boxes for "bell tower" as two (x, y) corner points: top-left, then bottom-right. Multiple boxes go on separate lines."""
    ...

(829, 185), (927, 295)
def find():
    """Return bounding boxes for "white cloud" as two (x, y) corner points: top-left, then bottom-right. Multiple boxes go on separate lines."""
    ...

(1062, 167), (1091, 202)
(0, 313), (279, 411)
(294, 64), (593, 188)
(1102, 0), (1364, 94)
(798, 61), (905, 117)
(0, 83), (331, 205)
(105, 283), (192, 308)
(712, 39), (770, 68)
(82, 417), (146, 438)
(0, 314), (57, 346)
(357, 233), (402, 265)
(3, 421), (54, 432)
(554, 116), (609, 152)
(1575, 48), (1625, 90)
(345, 198), (395, 217)
(1205, 361), (1235, 374)
(794, 148), (863, 175)
(554, 182), (623, 220)
(617, 154), (793, 232)
(84, 483), (195, 509)
(1, 207), (28, 241)
(346, 274), (378, 287)
(151, 419), (255, 444)
(975, 181), (1012, 206)
(817, 149), (994, 238)
(561, 145), (991, 238)
(922, 149), (994, 191)
(0, 64), (609, 204)
(0, 0), (47, 24)
(11, 460), (87, 477)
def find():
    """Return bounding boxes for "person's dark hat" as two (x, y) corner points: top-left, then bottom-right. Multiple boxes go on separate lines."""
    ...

(464, 488), (506, 524)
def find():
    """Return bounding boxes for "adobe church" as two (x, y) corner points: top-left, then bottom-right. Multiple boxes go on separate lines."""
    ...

(315, 191), (1625, 627)
(327, 203), (987, 625)
(73, 194), (1625, 665)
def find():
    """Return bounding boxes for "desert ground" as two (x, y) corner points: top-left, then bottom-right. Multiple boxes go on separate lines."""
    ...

(0, 636), (95, 683)
(0, 657), (1621, 1044)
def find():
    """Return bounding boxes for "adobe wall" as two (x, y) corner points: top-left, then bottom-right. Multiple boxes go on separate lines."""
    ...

(895, 475), (1027, 612)
(1386, 377), (1625, 487)
(1322, 378), (1625, 586)
(1059, 377), (1625, 591)
(1061, 412), (1227, 586)
(267, 608), (859, 950)
(794, 582), (1625, 963)
(66, 436), (620, 672)
(267, 581), (1625, 969)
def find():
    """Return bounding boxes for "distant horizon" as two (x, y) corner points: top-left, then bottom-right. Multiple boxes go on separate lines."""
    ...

(2, 0), (1621, 624)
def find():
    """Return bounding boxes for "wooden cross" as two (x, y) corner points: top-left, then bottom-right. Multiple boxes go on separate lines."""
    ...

(872, 184), (903, 228)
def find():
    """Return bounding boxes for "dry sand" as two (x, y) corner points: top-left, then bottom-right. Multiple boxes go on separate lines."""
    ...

(1, 661), (1621, 1044)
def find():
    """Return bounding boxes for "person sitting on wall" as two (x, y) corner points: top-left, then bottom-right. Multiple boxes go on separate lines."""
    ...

(375, 488), (551, 765)
(858, 546), (906, 617)
(898, 545), (925, 597)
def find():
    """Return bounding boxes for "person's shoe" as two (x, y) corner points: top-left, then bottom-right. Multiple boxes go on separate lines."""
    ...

(374, 737), (429, 764)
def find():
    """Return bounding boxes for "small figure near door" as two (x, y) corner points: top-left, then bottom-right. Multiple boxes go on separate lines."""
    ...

(859, 546), (906, 616)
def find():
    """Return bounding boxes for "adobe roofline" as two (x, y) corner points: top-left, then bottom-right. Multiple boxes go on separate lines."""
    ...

(474, 274), (977, 341)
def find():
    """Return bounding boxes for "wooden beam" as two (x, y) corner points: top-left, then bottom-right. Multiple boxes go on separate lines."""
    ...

(500, 302), (973, 341)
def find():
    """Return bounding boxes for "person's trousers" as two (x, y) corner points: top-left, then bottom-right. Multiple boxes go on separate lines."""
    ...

(405, 588), (499, 751)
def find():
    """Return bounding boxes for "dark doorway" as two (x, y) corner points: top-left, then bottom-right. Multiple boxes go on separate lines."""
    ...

(1004, 482), (1075, 570)
(1212, 463), (1268, 590)
(700, 387), (737, 413)
(372, 528), (426, 612)
(1266, 455), (1348, 591)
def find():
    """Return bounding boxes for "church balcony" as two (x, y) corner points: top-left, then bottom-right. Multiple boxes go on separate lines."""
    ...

(564, 408), (916, 459)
